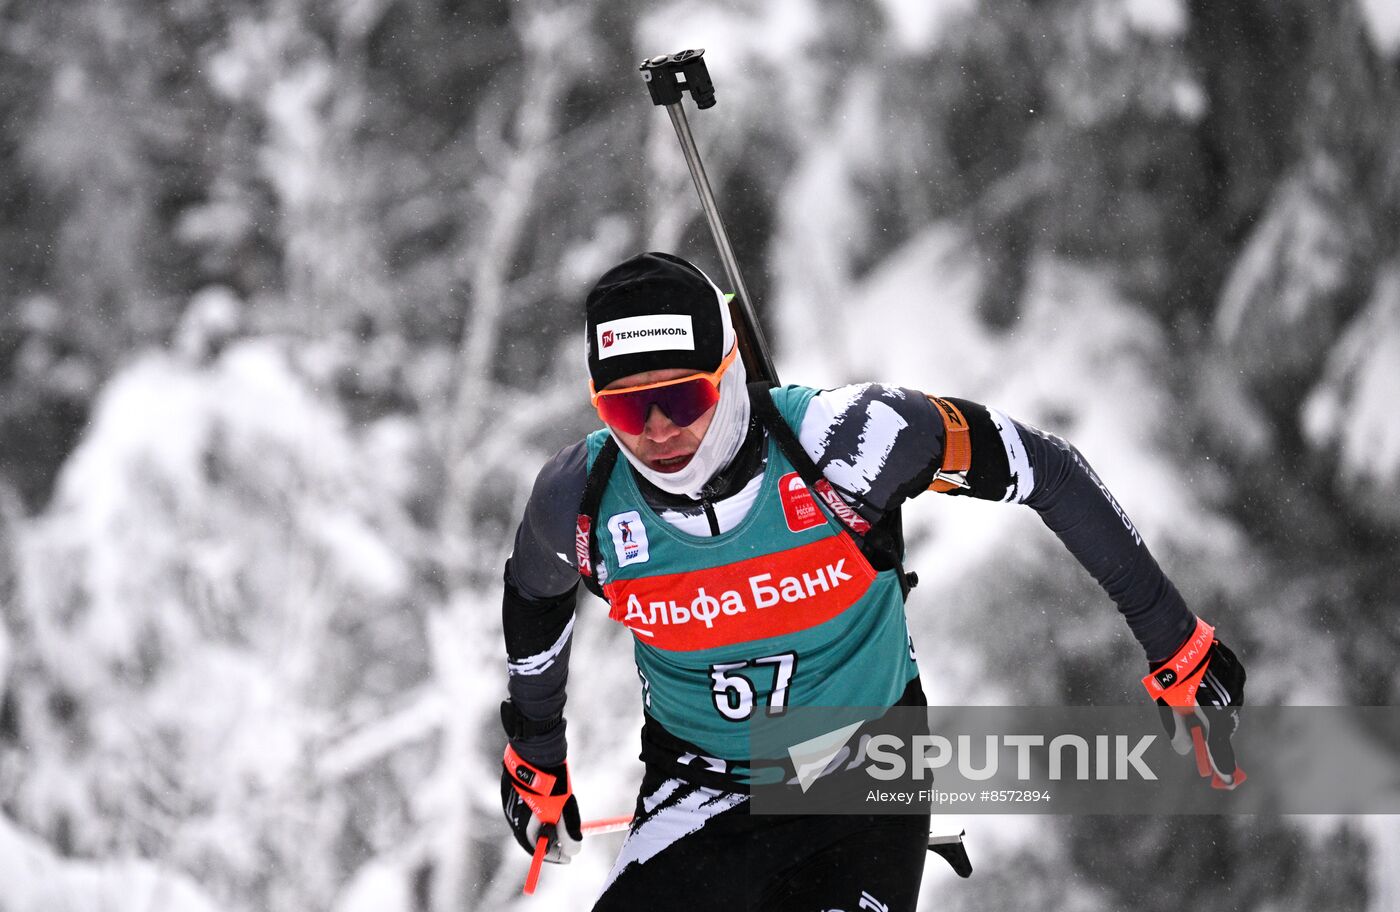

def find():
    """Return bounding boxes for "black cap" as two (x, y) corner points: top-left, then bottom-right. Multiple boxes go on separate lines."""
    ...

(585, 252), (728, 389)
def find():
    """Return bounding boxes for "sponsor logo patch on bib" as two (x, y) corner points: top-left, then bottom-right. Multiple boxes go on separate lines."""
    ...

(608, 511), (650, 567)
(779, 472), (824, 532)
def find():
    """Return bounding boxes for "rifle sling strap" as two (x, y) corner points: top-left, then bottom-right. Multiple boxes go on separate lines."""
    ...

(576, 436), (618, 599)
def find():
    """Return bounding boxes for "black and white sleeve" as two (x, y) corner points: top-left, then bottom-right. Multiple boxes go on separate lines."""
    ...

(502, 441), (588, 766)
(798, 386), (1197, 661)
(795, 383), (947, 519)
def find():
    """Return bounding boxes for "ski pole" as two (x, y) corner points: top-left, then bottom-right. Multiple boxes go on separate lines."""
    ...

(639, 49), (780, 388)
(523, 828), (551, 895)
(521, 815), (635, 895)
(582, 814), (634, 836)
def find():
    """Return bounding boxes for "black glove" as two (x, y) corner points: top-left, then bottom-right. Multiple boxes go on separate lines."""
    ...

(501, 744), (583, 863)
(1142, 618), (1247, 790)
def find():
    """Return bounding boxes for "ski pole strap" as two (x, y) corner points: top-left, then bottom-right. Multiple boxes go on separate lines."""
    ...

(926, 396), (972, 493)
(575, 437), (620, 597)
(1141, 617), (1217, 708)
(501, 699), (565, 740)
(747, 382), (870, 537)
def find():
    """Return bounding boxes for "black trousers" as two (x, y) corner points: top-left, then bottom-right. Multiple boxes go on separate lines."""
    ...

(593, 773), (930, 912)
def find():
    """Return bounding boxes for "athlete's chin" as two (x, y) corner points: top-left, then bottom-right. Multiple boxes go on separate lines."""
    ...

(648, 453), (694, 473)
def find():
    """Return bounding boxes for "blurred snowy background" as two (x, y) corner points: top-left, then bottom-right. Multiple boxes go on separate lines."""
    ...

(1, 0), (1399, 909)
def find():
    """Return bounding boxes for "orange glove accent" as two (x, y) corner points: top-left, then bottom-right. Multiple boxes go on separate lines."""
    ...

(1141, 617), (1216, 709)
(1142, 618), (1248, 790)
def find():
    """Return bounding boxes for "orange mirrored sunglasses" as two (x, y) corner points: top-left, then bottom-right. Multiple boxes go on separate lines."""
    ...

(589, 344), (738, 434)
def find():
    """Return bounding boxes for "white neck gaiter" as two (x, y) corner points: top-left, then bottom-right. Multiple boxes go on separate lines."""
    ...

(610, 332), (751, 500)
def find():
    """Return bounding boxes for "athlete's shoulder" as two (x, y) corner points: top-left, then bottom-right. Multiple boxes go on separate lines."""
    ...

(776, 382), (944, 503)
(531, 439), (589, 512)
(802, 382), (927, 427)
(763, 383), (820, 423)
(764, 382), (933, 435)
(509, 440), (591, 600)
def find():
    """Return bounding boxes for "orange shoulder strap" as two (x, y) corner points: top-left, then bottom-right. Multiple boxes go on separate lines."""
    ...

(927, 396), (972, 493)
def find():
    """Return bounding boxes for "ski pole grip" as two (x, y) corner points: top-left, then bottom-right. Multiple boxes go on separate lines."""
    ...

(639, 49), (716, 108)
